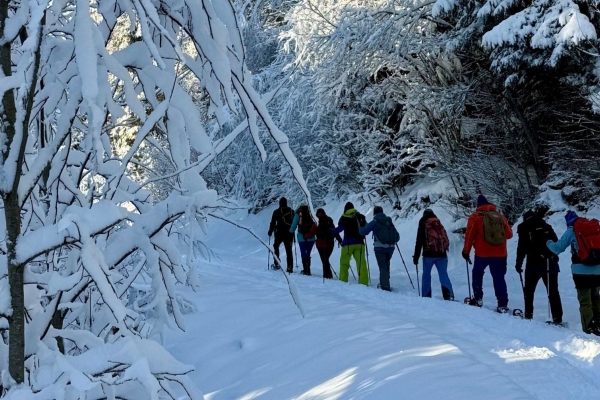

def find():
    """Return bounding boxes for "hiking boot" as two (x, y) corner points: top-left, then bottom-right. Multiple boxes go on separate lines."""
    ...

(496, 306), (510, 314)
(524, 313), (533, 320)
(286, 267), (293, 274)
(468, 298), (483, 307)
(272, 264), (281, 270)
(445, 296), (455, 302)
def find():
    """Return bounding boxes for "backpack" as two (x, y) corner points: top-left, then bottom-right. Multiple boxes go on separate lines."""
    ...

(573, 218), (600, 266)
(480, 210), (506, 246)
(298, 206), (314, 235)
(277, 207), (293, 233)
(375, 216), (400, 245)
(343, 212), (366, 240)
(424, 217), (449, 252)
(528, 219), (556, 260)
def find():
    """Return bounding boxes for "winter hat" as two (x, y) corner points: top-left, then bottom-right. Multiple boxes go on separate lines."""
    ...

(534, 204), (550, 218)
(344, 202), (354, 212)
(279, 197), (288, 207)
(423, 208), (435, 218)
(373, 206), (383, 215)
(565, 210), (579, 227)
(476, 194), (490, 207)
(522, 210), (535, 221)
(316, 208), (326, 217)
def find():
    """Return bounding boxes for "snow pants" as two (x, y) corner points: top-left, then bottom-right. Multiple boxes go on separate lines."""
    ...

(317, 246), (334, 279)
(422, 257), (454, 300)
(472, 256), (508, 308)
(299, 240), (315, 260)
(273, 234), (293, 269)
(524, 271), (563, 322)
(374, 247), (394, 291)
(573, 274), (600, 333)
(339, 244), (368, 286)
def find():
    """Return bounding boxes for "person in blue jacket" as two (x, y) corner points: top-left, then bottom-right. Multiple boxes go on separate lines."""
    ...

(359, 206), (394, 291)
(547, 211), (600, 335)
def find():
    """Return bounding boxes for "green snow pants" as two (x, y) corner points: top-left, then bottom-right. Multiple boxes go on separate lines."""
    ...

(339, 244), (368, 286)
(577, 287), (600, 333)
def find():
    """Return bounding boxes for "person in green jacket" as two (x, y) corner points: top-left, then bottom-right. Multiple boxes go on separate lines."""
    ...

(331, 202), (368, 285)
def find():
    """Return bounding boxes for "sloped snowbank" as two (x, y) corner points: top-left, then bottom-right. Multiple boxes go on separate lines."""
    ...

(166, 179), (600, 398)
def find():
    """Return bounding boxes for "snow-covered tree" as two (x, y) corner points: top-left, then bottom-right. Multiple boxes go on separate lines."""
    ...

(0, 0), (310, 397)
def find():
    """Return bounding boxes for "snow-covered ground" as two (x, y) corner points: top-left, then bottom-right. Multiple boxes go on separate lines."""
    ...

(167, 185), (600, 399)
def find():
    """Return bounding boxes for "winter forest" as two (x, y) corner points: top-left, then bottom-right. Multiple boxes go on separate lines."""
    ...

(3, 0), (600, 398)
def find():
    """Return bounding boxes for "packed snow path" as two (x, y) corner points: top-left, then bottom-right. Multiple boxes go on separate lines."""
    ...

(168, 258), (600, 399)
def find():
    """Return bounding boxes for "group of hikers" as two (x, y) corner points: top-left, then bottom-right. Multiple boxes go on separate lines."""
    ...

(268, 194), (600, 335)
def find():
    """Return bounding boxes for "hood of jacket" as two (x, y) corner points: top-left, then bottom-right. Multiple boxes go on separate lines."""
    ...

(373, 213), (387, 221)
(343, 208), (359, 218)
(476, 204), (497, 213)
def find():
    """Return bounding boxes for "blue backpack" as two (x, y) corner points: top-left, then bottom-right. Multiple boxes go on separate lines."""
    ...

(375, 216), (400, 245)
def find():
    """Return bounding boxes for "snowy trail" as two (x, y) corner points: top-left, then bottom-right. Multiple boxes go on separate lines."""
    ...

(168, 252), (600, 399)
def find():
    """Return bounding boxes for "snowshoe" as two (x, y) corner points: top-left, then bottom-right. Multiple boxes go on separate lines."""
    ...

(465, 297), (483, 307)
(512, 309), (524, 318)
(496, 306), (510, 314)
(546, 320), (568, 328)
(271, 264), (281, 271)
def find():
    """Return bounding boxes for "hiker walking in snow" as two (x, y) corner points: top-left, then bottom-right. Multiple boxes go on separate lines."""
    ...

(547, 211), (600, 335)
(290, 205), (317, 276)
(516, 207), (563, 323)
(462, 195), (513, 313)
(315, 208), (342, 279)
(413, 209), (454, 300)
(332, 202), (369, 285)
(359, 206), (399, 291)
(268, 197), (295, 272)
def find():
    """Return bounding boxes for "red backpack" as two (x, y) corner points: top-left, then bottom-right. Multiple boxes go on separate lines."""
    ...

(573, 218), (600, 266)
(425, 218), (450, 252)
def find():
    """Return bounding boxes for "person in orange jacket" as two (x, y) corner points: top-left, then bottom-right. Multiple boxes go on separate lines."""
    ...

(462, 194), (513, 313)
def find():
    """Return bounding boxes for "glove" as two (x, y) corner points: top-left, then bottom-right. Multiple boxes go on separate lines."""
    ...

(268, 230), (273, 237)
(462, 251), (472, 264)
(515, 264), (523, 274)
(413, 255), (419, 266)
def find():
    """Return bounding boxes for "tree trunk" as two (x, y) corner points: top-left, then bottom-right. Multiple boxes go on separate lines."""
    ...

(5, 196), (24, 384)
(1, 0), (26, 385)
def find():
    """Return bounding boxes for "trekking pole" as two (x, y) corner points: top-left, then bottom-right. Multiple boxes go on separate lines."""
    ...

(466, 260), (472, 300)
(364, 243), (371, 285)
(395, 244), (415, 289)
(350, 266), (357, 281)
(267, 237), (271, 271)
(513, 270), (525, 317)
(294, 238), (299, 271)
(546, 259), (551, 322)
(415, 263), (421, 296)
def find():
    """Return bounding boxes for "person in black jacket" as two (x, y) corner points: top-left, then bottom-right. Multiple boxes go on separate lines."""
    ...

(413, 209), (454, 300)
(268, 197), (295, 272)
(516, 206), (563, 323)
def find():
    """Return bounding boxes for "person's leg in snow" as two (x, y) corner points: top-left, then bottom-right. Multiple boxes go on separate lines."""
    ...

(421, 257), (434, 298)
(339, 246), (351, 282)
(273, 234), (283, 269)
(577, 287), (594, 333)
(524, 271), (542, 319)
(434, 257), (454, 300)
(471, 256), (489, 303)
(283, 237), (294, 272)
(541, 272), (563, 323)
(350, 244), (368, 286)
(489, 257), (509, 308)
(318, 247), (334, 279)
(299, 241), (314, 275)
(374, 248), (392, 291)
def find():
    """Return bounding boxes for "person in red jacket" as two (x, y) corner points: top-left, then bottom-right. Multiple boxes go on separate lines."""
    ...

(462, 195), (513, 313)
(315, 208), (342, 279)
